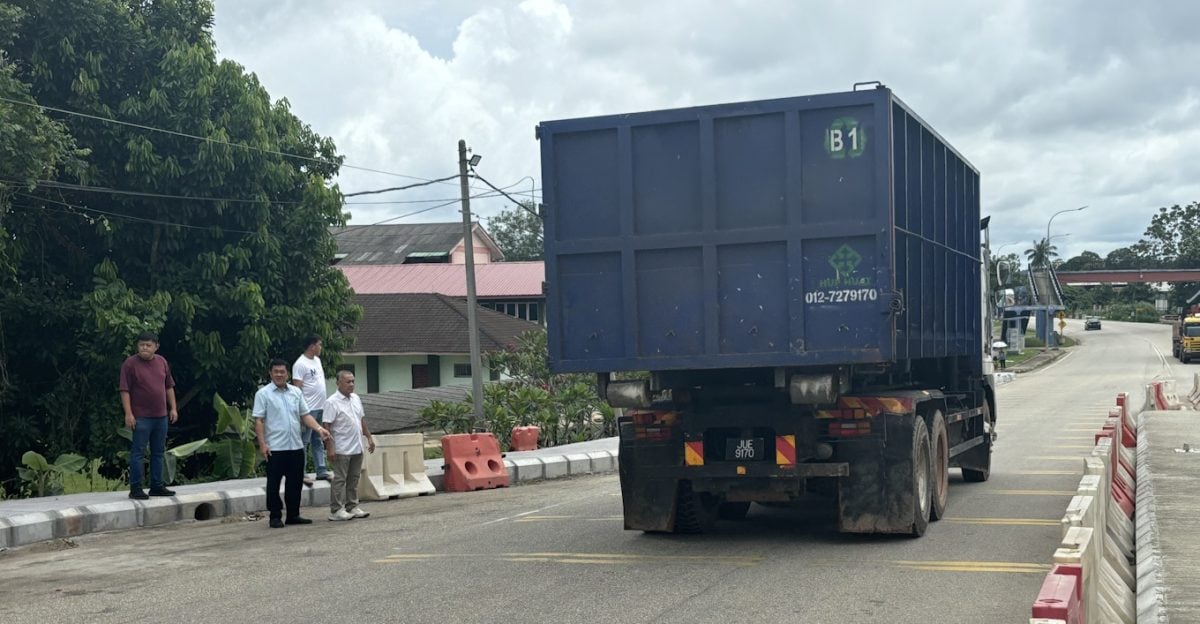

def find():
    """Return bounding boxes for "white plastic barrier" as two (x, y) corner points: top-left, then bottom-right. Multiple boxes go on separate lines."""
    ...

(1053, 527), (1096, 622)
(1056, 405), (1137, 624)
(359, 433), (436, 501)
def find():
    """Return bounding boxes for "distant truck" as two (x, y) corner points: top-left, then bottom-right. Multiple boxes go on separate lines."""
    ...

(537, 84), (996, 536)
(1174, 306), (1200, 363)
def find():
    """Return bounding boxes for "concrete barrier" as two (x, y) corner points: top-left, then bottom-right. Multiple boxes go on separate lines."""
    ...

(360, 433), (436, 500)
(1054, 527), (1097, 619)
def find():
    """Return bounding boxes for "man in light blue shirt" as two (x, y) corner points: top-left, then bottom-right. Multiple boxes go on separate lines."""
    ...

(254, 358), (330, 529)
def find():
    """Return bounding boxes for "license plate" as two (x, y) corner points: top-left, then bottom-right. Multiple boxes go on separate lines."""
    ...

(726, 437), (765, 461)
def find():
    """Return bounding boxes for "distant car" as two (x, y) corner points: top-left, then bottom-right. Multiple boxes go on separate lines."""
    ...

(1085, 317), (1102, 330)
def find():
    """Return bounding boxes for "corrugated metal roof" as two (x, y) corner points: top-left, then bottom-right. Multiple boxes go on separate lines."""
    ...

(340, 262), (544, 297)
(330, 222), (503, 265)
(359, 385), (473, 434)
(348, 293), (542, 354)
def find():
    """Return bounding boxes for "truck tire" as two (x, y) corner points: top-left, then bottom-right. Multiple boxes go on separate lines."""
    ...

(906, 417), (932, 537)
(674, 480), (719, 534)
(929, 410), (949, 521)
(717, 501), (751, 520)
(961, 403), (992, 483)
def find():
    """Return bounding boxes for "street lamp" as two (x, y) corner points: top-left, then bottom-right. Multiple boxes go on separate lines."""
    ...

(1042, 206), (1086, 349)
(1045, 206), (1087, 261)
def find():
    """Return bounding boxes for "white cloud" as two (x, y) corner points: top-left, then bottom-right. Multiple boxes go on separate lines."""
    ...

(212, 0), (1200, 260)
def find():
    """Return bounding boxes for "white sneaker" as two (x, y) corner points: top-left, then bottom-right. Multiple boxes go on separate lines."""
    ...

(349, 507), (370, 519)
(328, 509), (353, 521)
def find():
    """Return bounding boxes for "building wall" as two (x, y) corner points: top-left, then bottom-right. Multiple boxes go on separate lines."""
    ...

(450, 231), (496, 264)
(332, 353), (495, 394)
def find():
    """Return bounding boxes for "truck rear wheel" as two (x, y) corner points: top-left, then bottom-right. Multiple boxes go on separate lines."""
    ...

(674, 480), (719, 534)
(907, 417), (932, 537)
(929, 410), (949, 521)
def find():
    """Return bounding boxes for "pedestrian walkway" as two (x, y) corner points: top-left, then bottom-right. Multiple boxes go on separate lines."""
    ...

(0, 437), (618, 549)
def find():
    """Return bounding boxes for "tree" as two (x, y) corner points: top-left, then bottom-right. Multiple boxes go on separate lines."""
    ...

(0, 0), (360, 489)
(1104, 246), (1143, 270)
(484, 201), (543, 261)
(1136, 202), (1200, 310)
(1024, 238), (1058, 269)
(1059, 251), (1104, 272)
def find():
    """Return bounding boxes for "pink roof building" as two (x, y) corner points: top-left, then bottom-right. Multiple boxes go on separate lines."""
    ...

(340, 262), (544, 298)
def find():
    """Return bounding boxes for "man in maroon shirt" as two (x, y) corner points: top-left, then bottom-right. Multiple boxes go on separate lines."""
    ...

(119, 331), (179, 500)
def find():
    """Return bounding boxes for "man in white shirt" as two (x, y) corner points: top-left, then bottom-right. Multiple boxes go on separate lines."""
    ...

(292, 335), (331, 483)
(253, 358), (330, 528)
(323, 370), (375, 521)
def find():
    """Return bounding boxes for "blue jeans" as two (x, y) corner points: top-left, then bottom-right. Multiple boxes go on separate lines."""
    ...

(307, 409), (329, 476)
(130, 416), (168, 490)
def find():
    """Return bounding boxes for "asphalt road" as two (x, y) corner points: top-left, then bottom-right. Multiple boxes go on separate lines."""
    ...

(0, 320), (1192, 624)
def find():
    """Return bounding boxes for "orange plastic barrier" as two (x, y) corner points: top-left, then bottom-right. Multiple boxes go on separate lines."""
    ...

(1032, 564), (1084, 624)
(442, 432), (510, 492)
(510, 426), (540, 452)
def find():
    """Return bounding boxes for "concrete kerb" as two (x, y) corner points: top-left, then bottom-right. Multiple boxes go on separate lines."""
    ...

(506, 457), (546, 483)
(1134, 411), (1167, 623)
(6, 512), (55, 547)
(0, 438), (621, 549)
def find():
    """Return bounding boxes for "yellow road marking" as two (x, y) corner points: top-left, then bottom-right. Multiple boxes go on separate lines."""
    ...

(375, 552), (764, 567)
(513, 515), (624, 523)
(376, 552), (1048, 574)
(993, 489), (1077, 496)
(893, 560), (1051, 574)
(942, 517), (1061, 526)
(1011, 470), (1079, 475)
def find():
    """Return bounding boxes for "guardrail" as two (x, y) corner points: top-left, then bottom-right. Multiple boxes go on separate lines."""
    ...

(1032, 382), (1199, 623)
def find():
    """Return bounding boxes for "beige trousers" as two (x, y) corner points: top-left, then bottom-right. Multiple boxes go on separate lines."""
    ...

(329, 453), (364, 513)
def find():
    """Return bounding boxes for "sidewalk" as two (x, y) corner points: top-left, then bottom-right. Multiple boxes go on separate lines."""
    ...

(1008, 347), (1068, 374)
(0, 437), (619, 550)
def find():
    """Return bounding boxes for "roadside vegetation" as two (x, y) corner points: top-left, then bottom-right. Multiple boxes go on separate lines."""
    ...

(0, 1), (359, 495)
(420, 331), (616, 452)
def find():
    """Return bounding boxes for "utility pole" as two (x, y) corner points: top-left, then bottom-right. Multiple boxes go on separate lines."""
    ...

(458, 140), (485, 426)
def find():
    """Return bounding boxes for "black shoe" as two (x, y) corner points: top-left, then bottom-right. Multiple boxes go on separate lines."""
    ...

(269, 518), (285, 529)
(148, 487), (176, 497)
(129, 488), (149, 500)
(284, 517), (313, 525)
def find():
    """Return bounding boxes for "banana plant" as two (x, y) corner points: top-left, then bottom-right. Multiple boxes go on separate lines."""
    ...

(17, 451), (87, 497)
(205, 394), (260, 479)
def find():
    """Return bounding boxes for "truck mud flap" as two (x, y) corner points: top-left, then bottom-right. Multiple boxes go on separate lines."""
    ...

(618, 421), (680, 532)
(836, 416), (931, 536)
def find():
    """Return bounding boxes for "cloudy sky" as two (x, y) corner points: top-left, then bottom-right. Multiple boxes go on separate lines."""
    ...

(211, 0), (1200, 263)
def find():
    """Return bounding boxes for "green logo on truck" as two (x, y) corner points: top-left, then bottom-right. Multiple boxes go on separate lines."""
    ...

(825, 117), (866, 159)
(820, 244), (873, 288)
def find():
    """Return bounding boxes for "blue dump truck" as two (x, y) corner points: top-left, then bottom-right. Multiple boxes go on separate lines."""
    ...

(537, 84), (996, 536)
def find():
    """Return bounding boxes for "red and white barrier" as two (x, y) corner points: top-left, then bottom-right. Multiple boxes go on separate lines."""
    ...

(1035, 393), (1142, 624)
(1189, 373), (1200, 408)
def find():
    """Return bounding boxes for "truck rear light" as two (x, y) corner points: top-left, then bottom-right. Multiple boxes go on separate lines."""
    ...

(631, 410), (678, 441)
(827, 421), (872, 437)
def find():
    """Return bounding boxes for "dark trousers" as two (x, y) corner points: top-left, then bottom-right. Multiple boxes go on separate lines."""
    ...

(265, 449), (305, 521)
(130, 416), (168, 490)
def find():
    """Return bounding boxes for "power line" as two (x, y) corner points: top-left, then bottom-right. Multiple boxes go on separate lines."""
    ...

(468, 170), (541, 219)
(12, 193), (256, 234)
(0, 178), (302, 205)
(345, 184), (541, 205)
(0, 95), (453, 184)
(342, 175), (461, 197)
